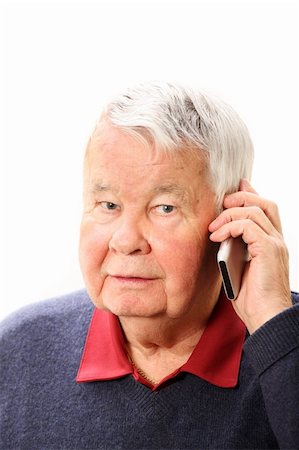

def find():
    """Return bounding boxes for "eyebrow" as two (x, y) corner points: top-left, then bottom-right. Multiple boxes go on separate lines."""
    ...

(92, 183), (111, 193)
(152, 184), (186, 198)
(91, 182), (186, 200)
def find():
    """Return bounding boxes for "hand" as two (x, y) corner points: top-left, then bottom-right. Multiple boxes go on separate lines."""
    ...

(209, 179), (292, 334)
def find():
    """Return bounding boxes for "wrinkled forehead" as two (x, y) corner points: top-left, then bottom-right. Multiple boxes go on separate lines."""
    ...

(82, 123), (216, 210)
(84, 120), (209, 179)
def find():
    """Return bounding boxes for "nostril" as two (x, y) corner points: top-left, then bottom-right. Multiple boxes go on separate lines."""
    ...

(108, 226), (151, 256)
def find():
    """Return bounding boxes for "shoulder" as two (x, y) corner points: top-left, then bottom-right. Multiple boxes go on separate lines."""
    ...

(243, 291), (299, 376)
(0, 289), (94, 351)
(291, 291), (299, 305)
(0, 290), (95, 446)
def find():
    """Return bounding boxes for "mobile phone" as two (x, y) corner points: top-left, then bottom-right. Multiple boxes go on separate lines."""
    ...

(217, 237), (248, 300)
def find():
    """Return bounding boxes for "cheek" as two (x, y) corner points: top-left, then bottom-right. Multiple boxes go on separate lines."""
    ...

(155, 211), (218, 294)
(154, 228), (207, 283)
(79, 221), (109, 281)
(170, 241), (203, 281)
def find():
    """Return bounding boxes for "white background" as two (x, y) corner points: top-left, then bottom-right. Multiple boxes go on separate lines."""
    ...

(1, 0), (298, 321)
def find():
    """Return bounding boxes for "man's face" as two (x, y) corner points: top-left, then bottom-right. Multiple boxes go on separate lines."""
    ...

(79, 122), (219, 319)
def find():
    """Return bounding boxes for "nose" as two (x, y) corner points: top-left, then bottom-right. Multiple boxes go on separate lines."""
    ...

(108, 215), (151, 256)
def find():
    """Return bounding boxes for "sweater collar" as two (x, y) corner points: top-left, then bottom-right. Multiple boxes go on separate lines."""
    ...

(76, 291), (246, 388)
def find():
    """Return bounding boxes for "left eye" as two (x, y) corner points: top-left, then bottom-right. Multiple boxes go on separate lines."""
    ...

(155, 204), (176, 214)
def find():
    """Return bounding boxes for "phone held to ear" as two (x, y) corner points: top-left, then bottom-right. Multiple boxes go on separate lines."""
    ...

(217, 237), (248, 300)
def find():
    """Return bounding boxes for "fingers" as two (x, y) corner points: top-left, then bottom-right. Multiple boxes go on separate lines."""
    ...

(210, 179), (291, 333)
(209, 205), (277, 236)
(222, 179), (282, 234)
(209, 179), (283, 248)
(209, 220), (275, 260)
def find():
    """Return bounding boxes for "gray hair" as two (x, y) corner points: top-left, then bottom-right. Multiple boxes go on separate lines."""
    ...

(97, 81), (254, 208)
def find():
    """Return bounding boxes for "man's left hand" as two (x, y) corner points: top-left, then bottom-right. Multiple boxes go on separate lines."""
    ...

(209, 179), (292, 334)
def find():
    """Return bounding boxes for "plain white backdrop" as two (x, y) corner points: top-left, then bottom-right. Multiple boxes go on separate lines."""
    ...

(1, 0), (298, 321)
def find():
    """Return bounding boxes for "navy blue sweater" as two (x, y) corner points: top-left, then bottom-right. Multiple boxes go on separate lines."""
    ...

(1, 290), (299, 449)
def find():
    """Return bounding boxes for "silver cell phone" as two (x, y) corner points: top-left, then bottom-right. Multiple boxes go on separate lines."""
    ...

(217, 237), (248, 300)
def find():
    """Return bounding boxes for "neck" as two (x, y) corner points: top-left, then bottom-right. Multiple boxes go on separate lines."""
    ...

(119, 278), (222, 383)
(120, 310), (209, 353)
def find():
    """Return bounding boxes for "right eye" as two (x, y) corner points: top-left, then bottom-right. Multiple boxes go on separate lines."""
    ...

(98, 201), (120, 211)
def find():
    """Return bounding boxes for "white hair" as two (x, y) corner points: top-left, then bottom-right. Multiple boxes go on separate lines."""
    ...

(97, 81), (254, 208)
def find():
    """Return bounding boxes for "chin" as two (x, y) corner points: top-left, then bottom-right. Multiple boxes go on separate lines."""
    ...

(101, 293), (165, 318)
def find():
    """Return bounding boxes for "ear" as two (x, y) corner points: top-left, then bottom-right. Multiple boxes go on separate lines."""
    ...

(239, 178), (258, 194)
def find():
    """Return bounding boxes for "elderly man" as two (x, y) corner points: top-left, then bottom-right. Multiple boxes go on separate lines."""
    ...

(1, 82), (298, 449)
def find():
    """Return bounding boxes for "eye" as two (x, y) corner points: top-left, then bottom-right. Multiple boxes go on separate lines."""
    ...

(99, 201), (119, 211)
(155, 204), (176, 215)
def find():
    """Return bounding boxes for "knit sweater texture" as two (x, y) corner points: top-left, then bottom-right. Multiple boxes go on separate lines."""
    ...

(0, 290), (299, 450)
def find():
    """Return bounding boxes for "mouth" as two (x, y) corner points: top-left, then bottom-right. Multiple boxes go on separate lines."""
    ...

(109, 274), (157, 284)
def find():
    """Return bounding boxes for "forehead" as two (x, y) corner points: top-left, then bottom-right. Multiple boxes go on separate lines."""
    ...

(84, 122), (208, 189)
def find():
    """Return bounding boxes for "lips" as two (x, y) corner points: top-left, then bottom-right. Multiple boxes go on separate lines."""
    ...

(107, 272), (159, 286)
(110, 274), (156, 281)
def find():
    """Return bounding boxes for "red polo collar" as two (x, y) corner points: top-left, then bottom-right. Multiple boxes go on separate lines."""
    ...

(76, 291), (246, 389)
